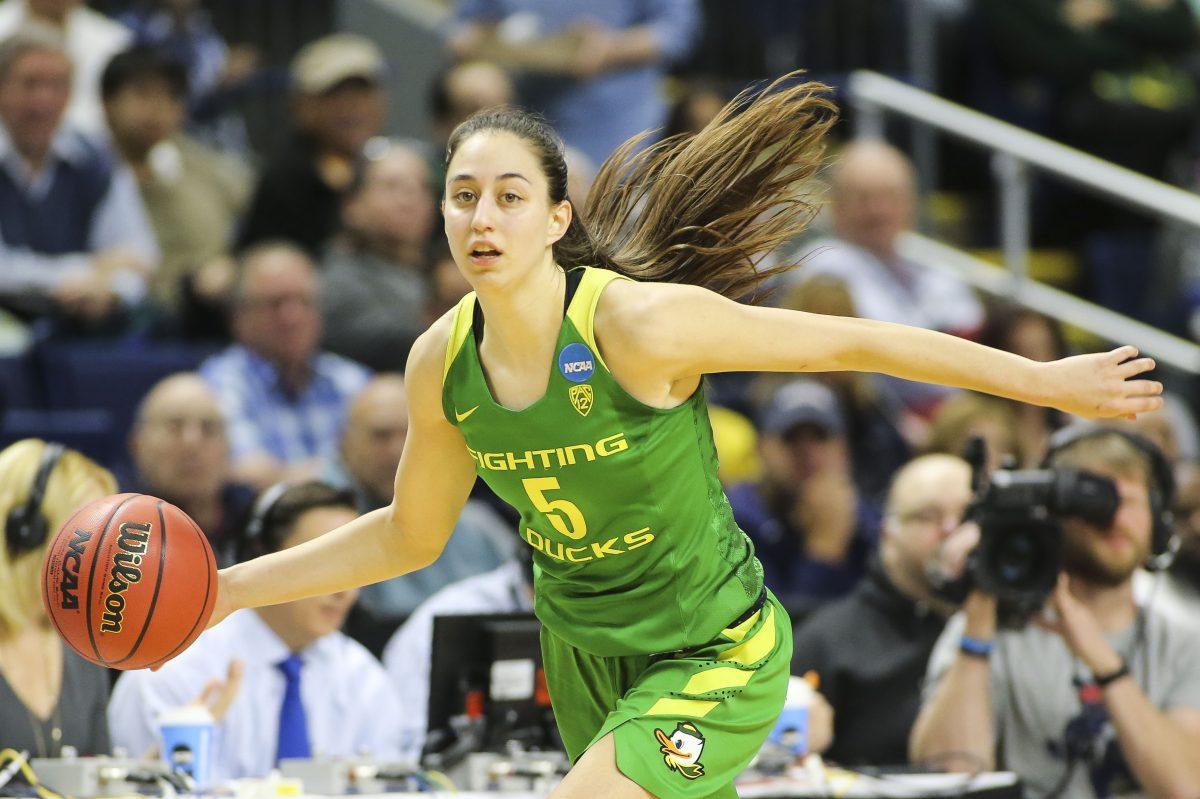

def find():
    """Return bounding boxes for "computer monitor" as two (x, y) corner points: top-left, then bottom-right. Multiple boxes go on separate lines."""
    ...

(425, 612), (560, 758)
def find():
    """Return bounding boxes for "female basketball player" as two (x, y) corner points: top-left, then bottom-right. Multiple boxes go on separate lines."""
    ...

(209, 78), (1163, 798)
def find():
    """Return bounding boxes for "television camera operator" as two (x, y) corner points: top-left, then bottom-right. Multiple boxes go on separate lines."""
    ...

(910, 427), (1200, 799)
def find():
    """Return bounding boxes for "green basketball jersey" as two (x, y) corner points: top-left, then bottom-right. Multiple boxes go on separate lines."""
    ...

(441, 266), (763, 657)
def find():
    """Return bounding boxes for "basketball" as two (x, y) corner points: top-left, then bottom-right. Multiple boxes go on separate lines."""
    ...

(40, 493), (218, 671)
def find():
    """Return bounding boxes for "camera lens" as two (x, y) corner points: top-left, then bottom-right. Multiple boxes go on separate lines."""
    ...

(996, 534), (1038, 585)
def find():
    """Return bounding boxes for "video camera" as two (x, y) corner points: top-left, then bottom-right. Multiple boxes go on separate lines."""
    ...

(936, 428), (1177, 627)
(963, 453), (1119, 626)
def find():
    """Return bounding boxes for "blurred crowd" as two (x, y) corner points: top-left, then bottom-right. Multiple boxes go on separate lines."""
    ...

(1, 0), (1200, 794)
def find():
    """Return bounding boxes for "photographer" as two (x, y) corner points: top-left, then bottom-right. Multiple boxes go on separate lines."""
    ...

(910, 428), (1200, 799)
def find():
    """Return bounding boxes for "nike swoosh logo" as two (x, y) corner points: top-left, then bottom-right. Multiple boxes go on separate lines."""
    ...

(455, 405), (480, 422)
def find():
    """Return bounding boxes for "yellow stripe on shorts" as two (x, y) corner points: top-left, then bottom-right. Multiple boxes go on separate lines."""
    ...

(644, 698), (720, 718)
(722, 608), (761, 643)
(717, 605), (776, 666)
(681, 666), (755, 695)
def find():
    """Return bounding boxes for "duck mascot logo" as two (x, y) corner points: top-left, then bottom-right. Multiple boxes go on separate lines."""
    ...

(654, 722), (706, 780)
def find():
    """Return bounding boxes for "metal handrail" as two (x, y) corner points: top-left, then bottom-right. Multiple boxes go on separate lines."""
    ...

(849, 70), (1200, 227)
(899, 233), (1200, 373)
(849, 69), (1200, 374)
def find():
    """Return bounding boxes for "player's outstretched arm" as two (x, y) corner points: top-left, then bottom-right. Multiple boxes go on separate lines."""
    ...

(599, 281), (1163, 420)
(209, 318), (477, 627)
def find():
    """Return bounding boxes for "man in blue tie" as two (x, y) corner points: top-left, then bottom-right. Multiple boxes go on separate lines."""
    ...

(108, 482), (404, 780)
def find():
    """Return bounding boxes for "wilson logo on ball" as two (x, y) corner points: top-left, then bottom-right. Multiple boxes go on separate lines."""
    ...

(59, 527), (92, 610)
(100, 521), (151, 634)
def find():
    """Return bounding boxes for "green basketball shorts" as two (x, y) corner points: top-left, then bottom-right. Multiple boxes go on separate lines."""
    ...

(541, 591), (791, 799)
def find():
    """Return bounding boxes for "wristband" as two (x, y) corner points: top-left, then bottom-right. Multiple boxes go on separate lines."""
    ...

(1094, 659), (1130, 688)
(959, 635), (994, 658)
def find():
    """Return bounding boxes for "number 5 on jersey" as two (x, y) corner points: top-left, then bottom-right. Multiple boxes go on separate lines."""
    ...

(522, 477), (587, 540)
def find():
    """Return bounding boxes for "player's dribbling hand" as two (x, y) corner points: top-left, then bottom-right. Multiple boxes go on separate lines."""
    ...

(1038, 346), (1163, 420)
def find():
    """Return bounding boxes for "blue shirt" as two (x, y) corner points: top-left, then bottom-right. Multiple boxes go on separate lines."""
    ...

(454, 0), (700, 164)
(725, 481), (881, 616)
(199, 345), (370, 466)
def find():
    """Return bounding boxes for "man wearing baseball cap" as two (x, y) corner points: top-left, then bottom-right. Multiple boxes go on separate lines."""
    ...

(725, 378), (882, 619)
(238, 33), (387, 255)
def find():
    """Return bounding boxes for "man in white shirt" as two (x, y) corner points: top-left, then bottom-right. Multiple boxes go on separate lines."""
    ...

(794, 140), (983, 337)
(0, 0), (131, 137)
(109, 482), (404, 781)
(382, 558), (533, 759)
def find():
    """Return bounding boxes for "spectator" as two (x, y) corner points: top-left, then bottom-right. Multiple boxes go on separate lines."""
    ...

(101, 46), (250, 331)
(664, 77), (726, 139)
(0, 29), (157, 327)
(792, 454), (972, 766)
(978, 305), (1069, 465)
(383, 556), (533, 759)
(0, 0), (131, 137)
(977, 0), (1197, 182)
(1104, 396), (1200, 477)
(237, 33), (386, 255)
(563, 144), (596, 209)
(0, 439), (116, 756)
(429, 59), (513, 154)
(925, 392), (1020, 472)
(1153, 467), (1200, 624)
(325, 374), (513, 626)
(127, 373), (255, 567)
(448, 0), (700, 165)
(109, 482), (403, 780)
(320, 141), (434, 370)
(199, 242), (370, 489)
(116, 0), (258, 154)
(777, 275), (912, 503)
(725, 378), (881, 618)
(423, 244), (472, 326)
(912, 428), (1200, 798)
(794, 140), (984, 337)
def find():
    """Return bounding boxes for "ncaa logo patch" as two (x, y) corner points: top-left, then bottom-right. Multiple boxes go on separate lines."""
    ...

(558, 342), (595, 383)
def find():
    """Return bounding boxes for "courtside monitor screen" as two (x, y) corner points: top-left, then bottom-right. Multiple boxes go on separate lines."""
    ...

(426, 612), (559, 756)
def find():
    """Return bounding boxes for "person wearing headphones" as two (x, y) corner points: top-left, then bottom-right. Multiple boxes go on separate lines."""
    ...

(108, 482), (402, 780)
(911, 428), (1200, 799)
(0, 439), (116, 756)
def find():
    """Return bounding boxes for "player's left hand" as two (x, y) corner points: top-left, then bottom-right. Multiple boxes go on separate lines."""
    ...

(1037, 574), (1123, 677)
(1038, 346), (1163, 420)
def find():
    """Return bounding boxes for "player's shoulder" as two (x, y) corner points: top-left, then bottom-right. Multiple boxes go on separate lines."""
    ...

(404, 306), (460, 405)
(594, 277), (719, 358)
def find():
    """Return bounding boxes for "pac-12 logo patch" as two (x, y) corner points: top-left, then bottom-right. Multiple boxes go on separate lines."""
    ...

(558, 342), (595, 383)
(569, 384), (593, 417)
(655, 722), (706, 780)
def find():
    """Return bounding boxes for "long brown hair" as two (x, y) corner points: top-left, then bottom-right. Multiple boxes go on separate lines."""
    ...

(444, 72), (837, 301)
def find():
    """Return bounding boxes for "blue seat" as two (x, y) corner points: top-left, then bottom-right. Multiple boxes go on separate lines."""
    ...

(0, 353), (41, 408)
(33, 341), (218, 471)
(0, 408), (117, 466)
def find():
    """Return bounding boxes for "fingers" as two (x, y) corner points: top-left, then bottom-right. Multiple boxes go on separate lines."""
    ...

(209, 659), (245, 722)
(1110, 345), (1138, 362)
(1116, 357), (1156, 378)
(1110, 395), (1165, 416)
(196, 679), (220, 706)
(1121, 378), (1162, 395)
